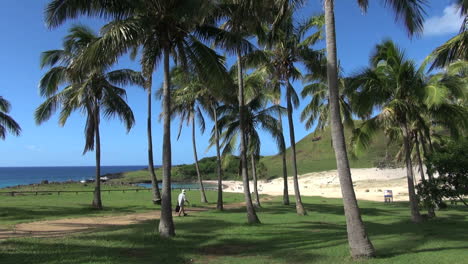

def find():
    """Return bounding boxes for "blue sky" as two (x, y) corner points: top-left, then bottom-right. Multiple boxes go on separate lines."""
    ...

(0, 0), (462, 167)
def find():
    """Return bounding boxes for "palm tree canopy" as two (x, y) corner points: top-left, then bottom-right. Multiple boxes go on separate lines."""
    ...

(427, 1), (467, 69)
(300, 75), (354, 131)
(35, 25), (140, 153)
(350, 40), (467, 154)
(214, 70), (285, 157)
(0, 96), (21, 139)
(46, 0), (230, 89)
(357, 0), (427, 37)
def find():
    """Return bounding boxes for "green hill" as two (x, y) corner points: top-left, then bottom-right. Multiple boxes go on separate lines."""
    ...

(261, 125), (398, 177)
(112, 125), (398, 184)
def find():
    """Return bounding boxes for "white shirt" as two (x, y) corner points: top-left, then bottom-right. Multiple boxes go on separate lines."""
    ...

(178, 193), (187, 206)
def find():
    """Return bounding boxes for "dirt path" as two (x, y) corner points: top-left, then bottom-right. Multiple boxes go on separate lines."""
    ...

(0, 199), (262, 240)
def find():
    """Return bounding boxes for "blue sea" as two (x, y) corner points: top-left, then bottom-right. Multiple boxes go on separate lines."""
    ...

(0, 166), (146, 189)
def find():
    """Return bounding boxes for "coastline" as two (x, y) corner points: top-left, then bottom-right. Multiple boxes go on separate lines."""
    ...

(207, 167), (417, 202)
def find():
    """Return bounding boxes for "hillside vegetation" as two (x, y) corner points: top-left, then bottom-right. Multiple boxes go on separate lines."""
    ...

(113, 126), (398, 184)
(261, 125), (399, 177)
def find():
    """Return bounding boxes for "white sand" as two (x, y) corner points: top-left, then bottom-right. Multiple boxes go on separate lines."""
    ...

(208, 168), (424, 202)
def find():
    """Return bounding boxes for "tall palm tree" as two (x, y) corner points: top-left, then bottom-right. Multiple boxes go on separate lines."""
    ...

(171, 68), (209, 203)
(0, 96), (21, 139)
(217, 71), (285, 208)
(209, 0), (272, 224)
(45, 0), (228, 237)
(351, 40), (425, 223)
(35, 25), (138, 210)
(205, 96), (225, 210)
(351, 40), (467, 223)
(322, 0), (426, 258)
(264, 83), (290, 205)
(143, 60), (161, 205)
(259, 13), (325, 215)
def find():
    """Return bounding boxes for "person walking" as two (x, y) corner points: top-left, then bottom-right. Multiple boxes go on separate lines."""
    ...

(178, 189), (190, 216)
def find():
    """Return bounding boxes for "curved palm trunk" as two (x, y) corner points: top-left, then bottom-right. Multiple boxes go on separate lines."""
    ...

(192, 116), (208, 203)
(278, 111), (290, 205)
(415, 132), (435, 217)
(158, 47), (175, 237)
(286, 84), (306, 215)
(250, 154), (261, 208)
(419, 131), (436, 217)
(401, 122), (423, 223)
(237, 49), (260, 224)
(214, 106), (224, 211)
(324, 0), (375, 258)
(414, 134), (425, 182)
(92, 106), (102, 210)
(419, 131), (434, 181)
(145, 72), (161, 204)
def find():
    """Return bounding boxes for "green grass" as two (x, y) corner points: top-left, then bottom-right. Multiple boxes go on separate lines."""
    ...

(0, 182), (145, 192)
(1, 192), (467, 264)
(0, 185), (241, 228)
(261, 125), (399, 177)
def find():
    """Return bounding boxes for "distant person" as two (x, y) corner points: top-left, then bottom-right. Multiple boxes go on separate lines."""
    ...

(177, 189), (189, 216)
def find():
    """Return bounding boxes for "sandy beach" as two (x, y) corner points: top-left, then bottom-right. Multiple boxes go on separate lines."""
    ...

(210, 168), (422, 202)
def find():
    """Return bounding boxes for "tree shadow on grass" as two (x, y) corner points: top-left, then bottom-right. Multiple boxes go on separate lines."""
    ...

(2, 201), (468, 263)
(0, 216), (335, 264)
(0, 205), (155, 225)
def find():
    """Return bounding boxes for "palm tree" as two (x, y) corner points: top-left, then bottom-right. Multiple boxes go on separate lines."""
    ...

(171, 68), (208, 203)
(351, 40), (467, 223)
(300, 76), (354, 132)
(217, 71), (285, 208)
(209, 0), (272, 224)
(322, 0), (426, 258)
(351, 40), (425, 223)
(35, 25), (138, 210)
(205, 96), (225, 210)
(45, 0), (228, 237)
(143, 60), (162, 205)
(0, 96), (21, 139)
(265, 84), (290, 205)
(258, 13), (325, 215)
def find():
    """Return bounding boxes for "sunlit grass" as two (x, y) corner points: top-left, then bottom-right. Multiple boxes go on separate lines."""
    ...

(1, 193), (467, 264)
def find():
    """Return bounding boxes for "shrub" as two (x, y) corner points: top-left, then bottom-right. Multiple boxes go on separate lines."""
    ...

(417, 138), (468, 208)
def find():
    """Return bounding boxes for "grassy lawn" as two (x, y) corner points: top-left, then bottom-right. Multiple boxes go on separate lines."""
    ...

(1, 192), (467, 264)
(0, 185), (242, 228)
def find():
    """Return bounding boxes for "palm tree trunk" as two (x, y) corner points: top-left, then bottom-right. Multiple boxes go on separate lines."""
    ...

(214, 106), (223, 211)
(250, 154), (261, 208)
(92, 106), (102, 210)
(192, 115), (208, 203)
(401, 122), (423, 223)
(278, 110), (290, 205)
(415, 132), (436, 217)
(419, 131), (434, 180)
(323, 0), (375, 258)
(286, 83), (306, 215)
(414, 134), (425, 182)
(237, 48), (260, 224)
(158, 46), (175, 237)
(418, 131), (436, 217)
(145, 72), (161, 204)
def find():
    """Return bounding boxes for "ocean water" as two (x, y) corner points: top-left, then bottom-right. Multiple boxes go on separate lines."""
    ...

(0, 166), (146, 189)
(138, 183), (216, 190)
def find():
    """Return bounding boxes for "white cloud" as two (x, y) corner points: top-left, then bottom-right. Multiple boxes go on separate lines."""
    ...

(25, 145), (41, 152)
(424, 4), (464, 36)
